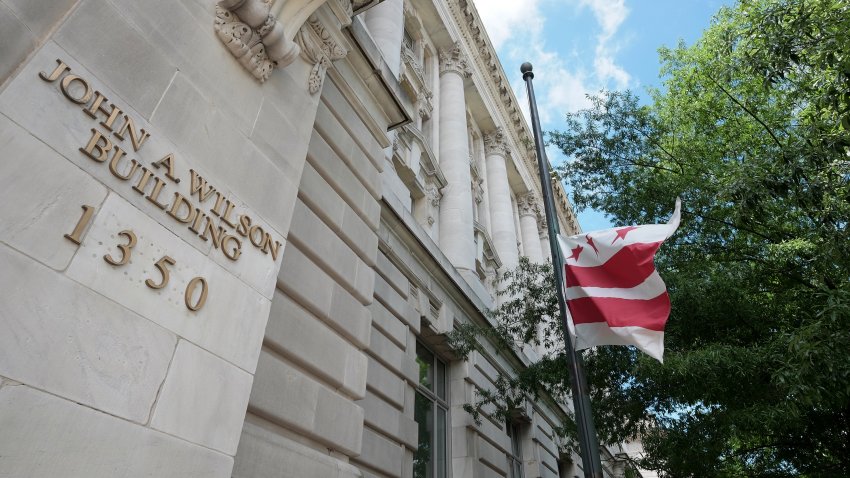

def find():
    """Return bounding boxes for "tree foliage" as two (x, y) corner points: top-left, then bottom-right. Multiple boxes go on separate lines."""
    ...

(451, 1), (850, 476)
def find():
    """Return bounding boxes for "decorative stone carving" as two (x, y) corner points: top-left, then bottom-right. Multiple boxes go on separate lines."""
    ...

(294, 14), (348, 95)
(483, 127), (510, 157)
(425, 182), (441, 226)
(214, 0), (300, 83)
(517, 192), (540, 218)
(439, 43), (471, 78)
(416, 90), (433, 119)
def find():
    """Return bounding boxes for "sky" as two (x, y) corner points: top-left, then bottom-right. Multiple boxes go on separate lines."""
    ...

(474, 0), (729, 231)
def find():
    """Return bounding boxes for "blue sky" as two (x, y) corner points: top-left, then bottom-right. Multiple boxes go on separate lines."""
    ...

(475, 0), (729, 231)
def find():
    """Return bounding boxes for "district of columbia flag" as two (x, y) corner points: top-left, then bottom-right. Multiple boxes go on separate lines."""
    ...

(558, 199), (681, 362)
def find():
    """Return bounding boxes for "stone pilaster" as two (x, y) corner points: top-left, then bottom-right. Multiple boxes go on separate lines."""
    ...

(517, 192), (544, 263)
(363, 0), (404, 77)
(437, 42), (474, 272)
(483, 127), (519, 270)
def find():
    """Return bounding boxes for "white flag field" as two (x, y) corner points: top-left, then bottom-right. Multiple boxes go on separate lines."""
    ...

(558, 199), (681, 362)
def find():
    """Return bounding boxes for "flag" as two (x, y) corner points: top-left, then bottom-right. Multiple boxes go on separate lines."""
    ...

(558, 199), (681, 362)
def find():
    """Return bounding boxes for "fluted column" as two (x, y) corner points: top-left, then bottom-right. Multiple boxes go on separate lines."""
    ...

(438, 43), (475, 272)
(363, 0), (404, 77)
(517, 193), (545, 263)
(484, 127), (519, 270)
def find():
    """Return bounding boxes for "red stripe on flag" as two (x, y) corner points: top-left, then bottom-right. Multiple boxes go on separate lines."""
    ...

(567, 293), (670, 331)
(565, 241), (663, 288)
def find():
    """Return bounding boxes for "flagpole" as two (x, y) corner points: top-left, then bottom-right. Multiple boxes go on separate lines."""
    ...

(521, 62), (604, 478)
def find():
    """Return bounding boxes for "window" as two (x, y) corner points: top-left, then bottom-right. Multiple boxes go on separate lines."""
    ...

(414, 342), (448, 478)
(506, 421), (524, 478)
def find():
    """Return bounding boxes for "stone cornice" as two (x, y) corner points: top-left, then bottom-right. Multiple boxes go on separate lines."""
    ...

(438, 42), (471, 78)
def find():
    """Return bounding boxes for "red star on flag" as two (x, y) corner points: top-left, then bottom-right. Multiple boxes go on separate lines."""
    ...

(568, 244), (584, 262)
(585, 234), (599, 256)
(611, 226), (639, 244)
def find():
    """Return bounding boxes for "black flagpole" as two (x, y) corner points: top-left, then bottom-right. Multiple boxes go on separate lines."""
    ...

(521, 62), (604, 478)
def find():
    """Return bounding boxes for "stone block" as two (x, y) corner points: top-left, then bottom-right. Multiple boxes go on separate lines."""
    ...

(314, 101), (382, 200)
(357, 391), (418, 448)
(277, 243), (371, 349)
(251, 97), (312, 180)
(249, 349), (364, 456)
(148, 71), (213, 152)
(369, 301), (408, 349)
(0, 244), (176, 423)
(2, 0), (76, 40)
(54, 0), (177, 117)
(0, 113), (108, 270)
(298, 162), (379, 266)
(234, 416), (363, 478)
(368, 327), (416, 384)
(374, 273), (420, 333)
(477, 434), (508, 476)
(0, 2), (36, 84)
(65, 193), (271, 372)
(289, 199), (374, 304)
(366, 356), (405, 409)
(265, 291), (367, 399)
(151, 340), (253, 455)
(307, 130), (380, 232)
(0, 385), (232, 477)
(376, 250), (409, 300)
(354, 427), (404, 477)
(319, 79), (386, 170)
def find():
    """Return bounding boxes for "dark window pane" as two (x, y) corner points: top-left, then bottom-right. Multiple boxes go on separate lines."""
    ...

(435, 359), (446, 400)
(416, 343), (434, 391)
(435, 405), (447, 478)
(414, 392), (433, 478)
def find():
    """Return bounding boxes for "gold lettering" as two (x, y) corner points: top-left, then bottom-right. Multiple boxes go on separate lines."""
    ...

(84, 91), (123, 131)
(248, 224), (265, 248)
(64, 204), (96, 245)
(221, 234), (242, 261)
(146, 177), (169, 210)
(59, 74), (92, 104)
(39, 59), (70, 82)
(200, 217), (225, 249)
(133, 167), (155, 195)
(145, 256), (175, 289)
(220, 200), (238, 228)
(151, 153), (180, 183)
(113, 115), (150, 152)
(189, 170), (217, 203)
(237, 214), (251, 236)
(103, 230), (136, 266)
(167, 193), (197, 224)
(262, 234), (282, 261)
(211, 191), (227, 217)
(79, 128), (113, 163)
(189, 209), (206, 234)
(107, 146), (140, 180)
(185, 277), (208, 312)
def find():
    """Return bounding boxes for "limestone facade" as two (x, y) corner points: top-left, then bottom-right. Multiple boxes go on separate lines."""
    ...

(0, 0), (629, 477)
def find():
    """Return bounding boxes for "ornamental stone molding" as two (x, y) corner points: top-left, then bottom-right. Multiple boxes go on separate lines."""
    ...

(517, 192), (540, 218)
(416, 90), (434, 119)
(294, 14), (348, 94)
(438, 43), (471, 78)
(214, 0), (353, 84)
(483, 127), (510, 157)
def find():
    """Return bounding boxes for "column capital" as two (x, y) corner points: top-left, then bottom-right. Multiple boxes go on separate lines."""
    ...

(517, 192), (540, 218)
(439, 42), (471, 78)
(483, 127), (510, 156)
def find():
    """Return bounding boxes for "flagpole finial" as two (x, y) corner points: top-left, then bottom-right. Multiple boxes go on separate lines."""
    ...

(521, 62), (533, 80)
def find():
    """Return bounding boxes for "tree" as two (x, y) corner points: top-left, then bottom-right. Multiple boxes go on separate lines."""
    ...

(452, 1), (850, 476)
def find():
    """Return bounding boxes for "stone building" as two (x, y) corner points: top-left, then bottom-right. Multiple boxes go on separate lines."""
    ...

(0, 0), (635, 477)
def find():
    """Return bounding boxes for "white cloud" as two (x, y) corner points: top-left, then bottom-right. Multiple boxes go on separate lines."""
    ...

(474, 0), (632, 126)
(473, 0), (544, 50)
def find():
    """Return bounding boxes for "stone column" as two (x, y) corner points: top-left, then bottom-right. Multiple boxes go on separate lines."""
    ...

(484, 127), (519, 270)
(437, 43), (475, 272)
(363, 0), (404, 77)
(517, 193), (544, 263)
